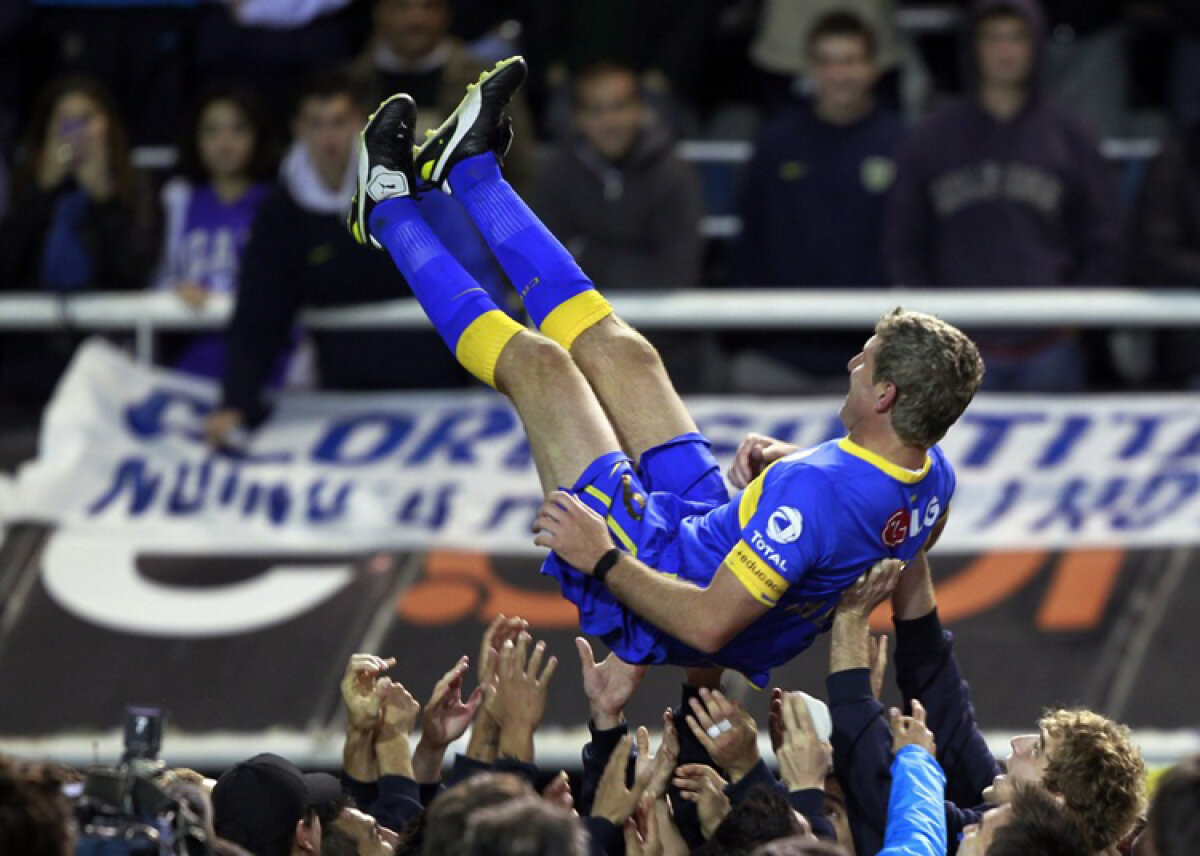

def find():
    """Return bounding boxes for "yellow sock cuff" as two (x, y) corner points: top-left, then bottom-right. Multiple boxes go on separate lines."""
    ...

(539, 290), (613, 351)
(455, 310), (525, 388)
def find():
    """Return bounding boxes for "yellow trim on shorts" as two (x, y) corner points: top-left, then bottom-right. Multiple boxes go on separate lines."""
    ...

(724, 540), (789, 607)
(454, 310), (524, 388)
(539, 290), (613, 351)
(581, 484), (637, 555)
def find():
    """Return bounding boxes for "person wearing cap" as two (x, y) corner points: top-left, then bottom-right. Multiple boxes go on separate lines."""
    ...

(212, 753), (344, 856)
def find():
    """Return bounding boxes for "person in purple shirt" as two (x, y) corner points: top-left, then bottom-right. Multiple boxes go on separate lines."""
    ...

(155, 87), (277, 379)
(883, 0), (1123, 392)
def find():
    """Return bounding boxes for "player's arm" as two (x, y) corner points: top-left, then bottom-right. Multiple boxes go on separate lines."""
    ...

(893, 511), (948, 621)
(533, 491), (768, 653)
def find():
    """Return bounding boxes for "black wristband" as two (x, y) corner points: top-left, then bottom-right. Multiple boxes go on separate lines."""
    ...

(592, 548), (621, 584)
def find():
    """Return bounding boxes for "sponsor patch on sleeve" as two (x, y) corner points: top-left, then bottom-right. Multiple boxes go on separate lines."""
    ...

(725, 539), (790, 607)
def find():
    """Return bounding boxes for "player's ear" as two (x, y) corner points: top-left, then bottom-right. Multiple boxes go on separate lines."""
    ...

(874, 381), (897, 414)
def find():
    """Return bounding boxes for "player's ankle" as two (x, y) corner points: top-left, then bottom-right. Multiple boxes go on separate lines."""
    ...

(448, 153), (501, 194)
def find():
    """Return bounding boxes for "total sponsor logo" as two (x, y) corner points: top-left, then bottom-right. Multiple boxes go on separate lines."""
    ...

(882, 496), (942, 547)
(750, 530), (789, 573)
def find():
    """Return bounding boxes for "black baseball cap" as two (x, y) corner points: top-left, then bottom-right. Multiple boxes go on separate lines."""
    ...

(212, 753), (342, 853)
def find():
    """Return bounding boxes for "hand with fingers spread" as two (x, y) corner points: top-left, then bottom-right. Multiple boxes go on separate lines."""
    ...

(634, 710), (680, 800)
(577, 637), (648, 730)
(624, 793), (664, 856)
(728, 433), (799, 490)
(838, 558), (906, 620)
(672, 764), (731, 840)
(340, 653), (397, 732)
(532, 490), (616, 571)
(491, 633), (559, 761)
(685, 688), (760, 783)
(413, 655), (484, 783)
(869, 633), (889, 700)
(777, 692), (833, 792)
(890, 699), (937, 756)
(478, 613), (529, 693)
(592, 733), (656, 825)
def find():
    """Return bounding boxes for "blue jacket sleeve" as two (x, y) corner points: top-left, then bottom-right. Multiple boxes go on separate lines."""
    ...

(788, 788), (837, 843)
(893, 609), (1002, 808)
(363, 774), (425, 833)
(877, 746), (947, 856)
(444, 753), (493, 789)
(340, 771), (378, 810)
(827, 668), (891, 856)
(582, 816), (622, 856)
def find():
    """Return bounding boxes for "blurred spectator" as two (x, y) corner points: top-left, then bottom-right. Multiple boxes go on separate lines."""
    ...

(205, 70), (467, 447)
(462, 797), (587, 856)
(0, 2), (33, 173)
(347, 0), (535, 193)
(1130, 119), (1200, 388)
(0, 756), (75, 856)
(1142, 754), (1200, 856)
(730, 12), (903, 391)
(1041, 0), (1129, 137)
(884, 0), (1123, 392)
(27, 0), (192, 145)
(211, 752), (343, 856)
(748, 0), (912, 115)
(1168, 3), (1200, 129)
(0, 74), (155, 407)
(155, 86), (276, 380)
(194, 0), (364, 137)
(530, 60), (708, 391)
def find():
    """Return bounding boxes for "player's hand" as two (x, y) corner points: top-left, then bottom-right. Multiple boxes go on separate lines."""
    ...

(577, 637), (647, 730)
(837, 558), (905, 620)
(532, 490), (616, 572)
(890, 699), (936, 756)
(205, 408), (245, 449)
(728, 433), (799, 489)
(340, 653), (396, 732)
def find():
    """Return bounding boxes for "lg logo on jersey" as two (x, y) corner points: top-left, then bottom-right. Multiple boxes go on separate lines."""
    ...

(766, 507), (804, 544)
(882, 496), (942, 547)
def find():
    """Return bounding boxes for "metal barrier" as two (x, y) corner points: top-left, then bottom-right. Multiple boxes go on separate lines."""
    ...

(2, 289), (1198, 365)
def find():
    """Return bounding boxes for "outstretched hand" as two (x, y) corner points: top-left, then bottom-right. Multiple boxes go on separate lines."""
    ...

(532, 491), (615, 571)
(890, 699), (937, 756)
(422, 655), (484, 749)
(672, 764), (731, 840)
(776, 692), (833, 792)
(838, 558), (905, 619)
(684, 688), (759, 783)
(577, 637), (648, 730)
(340, 653), (396, 731)
(592, 733), (656, 825)
(728, 433), (798, 489)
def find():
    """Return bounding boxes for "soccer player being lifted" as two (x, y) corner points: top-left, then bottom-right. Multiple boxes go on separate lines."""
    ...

(349, 58), (985, 688)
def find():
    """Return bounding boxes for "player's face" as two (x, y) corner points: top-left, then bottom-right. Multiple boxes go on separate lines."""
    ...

(811, 34), (877, 116)
(840, 334), (880, 430)
(977, 14), (1035, 90)
(958, 804), (1013, 856)
(575, 72), (645, 162)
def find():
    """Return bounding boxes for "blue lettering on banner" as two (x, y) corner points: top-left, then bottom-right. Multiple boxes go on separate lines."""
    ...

(312, 413), (414, 465)
(486, 495), (544, 532)
(124, 389), (210, 441)
(396, 485), (456, 530)
(1112, 471), (1199, 530)
(167, 459), (212, 514)
(1036, 416), (1090, 467)
(88, 457), (161, 516)
(405, 406), (516, 465)
(307, 480), (352, 522)
(1169, 427), (1200, 459)
(958, 412), (1045, 467)
(1115, 413), (1167, 459)
(1033, 477), (1128, 533)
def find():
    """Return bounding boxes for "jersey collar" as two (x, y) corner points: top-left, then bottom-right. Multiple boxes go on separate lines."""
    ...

(837, 436), (930, 483)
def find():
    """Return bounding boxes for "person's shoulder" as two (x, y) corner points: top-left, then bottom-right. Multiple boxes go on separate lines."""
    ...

(756, 103), (818, 143)
(910, 98), (975, 137)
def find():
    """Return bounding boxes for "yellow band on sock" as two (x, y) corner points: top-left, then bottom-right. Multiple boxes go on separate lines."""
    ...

(455, 310), (525, 388)
(539, 290), (613, 351)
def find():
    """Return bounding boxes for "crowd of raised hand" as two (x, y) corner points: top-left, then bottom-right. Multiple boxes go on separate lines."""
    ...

(3, 556), (1197, 856)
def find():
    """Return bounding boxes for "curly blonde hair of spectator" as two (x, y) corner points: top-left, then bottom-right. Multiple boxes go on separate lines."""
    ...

(871, 308), (985, 448)
(1039, 708), (1146, 851)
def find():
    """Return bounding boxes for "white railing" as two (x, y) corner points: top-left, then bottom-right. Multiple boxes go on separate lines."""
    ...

(2, 289), (1198, 365)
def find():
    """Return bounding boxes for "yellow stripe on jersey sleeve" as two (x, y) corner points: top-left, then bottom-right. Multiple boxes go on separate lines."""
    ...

(737, 460), (780, 529)
(724, 539), (789, 607)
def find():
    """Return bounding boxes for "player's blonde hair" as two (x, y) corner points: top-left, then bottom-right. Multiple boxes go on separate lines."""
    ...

(871, 308), (984, 448)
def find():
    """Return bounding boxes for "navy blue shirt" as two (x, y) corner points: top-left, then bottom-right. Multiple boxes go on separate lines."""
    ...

(734, 101), (904, 287)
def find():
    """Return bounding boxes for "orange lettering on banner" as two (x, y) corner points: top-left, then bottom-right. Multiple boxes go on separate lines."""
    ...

(868, 551), (1047, 631)
(397, 550), (579, 628)
(1035, 549), (1124, 630)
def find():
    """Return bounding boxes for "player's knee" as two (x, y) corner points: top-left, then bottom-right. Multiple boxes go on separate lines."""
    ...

(599, 323), (663, 373)
(523, 334), (575, 378)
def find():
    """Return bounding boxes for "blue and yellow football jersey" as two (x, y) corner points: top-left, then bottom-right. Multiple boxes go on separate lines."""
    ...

(541, 433), (956, 687)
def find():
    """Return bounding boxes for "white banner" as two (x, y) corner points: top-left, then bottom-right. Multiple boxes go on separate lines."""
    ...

(7, 340), (1200, 554)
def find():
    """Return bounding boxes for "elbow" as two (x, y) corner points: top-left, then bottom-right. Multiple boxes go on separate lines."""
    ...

(688, 624), (735, 655)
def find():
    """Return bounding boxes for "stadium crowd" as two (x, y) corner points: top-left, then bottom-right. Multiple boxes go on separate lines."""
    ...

(2, 555), (1195, 856)
(0, 0), (1199, 423)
